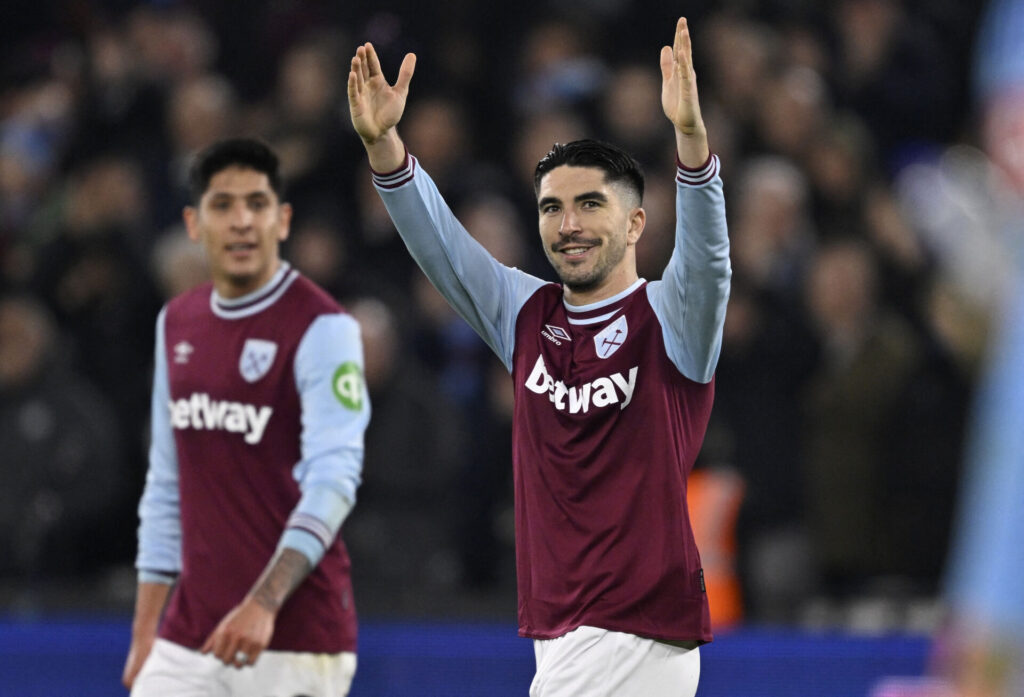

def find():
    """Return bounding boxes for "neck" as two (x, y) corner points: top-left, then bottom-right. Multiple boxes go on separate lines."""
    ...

(213, 260), (283, 300)
(563, 268), (639, 306)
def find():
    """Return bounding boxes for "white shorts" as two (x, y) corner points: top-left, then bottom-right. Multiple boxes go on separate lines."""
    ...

(131, 638), (357, 697)
(529, 626), (700, 697)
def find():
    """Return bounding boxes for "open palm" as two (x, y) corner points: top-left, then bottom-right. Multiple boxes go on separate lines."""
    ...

(348, 43), (417, 143)
(660, 18), (703, 135)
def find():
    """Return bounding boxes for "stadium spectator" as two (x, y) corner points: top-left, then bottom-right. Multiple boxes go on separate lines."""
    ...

(344, 296), (467, 613)
(0, 294), (123, 584)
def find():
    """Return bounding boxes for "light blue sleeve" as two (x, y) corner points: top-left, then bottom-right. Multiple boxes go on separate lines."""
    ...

(279, 313), (370, 566)
(945, 287), (1024, 640)
(646, 155), (731, 384)
(136, 308), (182, 583)
(373, 154), (547, 372)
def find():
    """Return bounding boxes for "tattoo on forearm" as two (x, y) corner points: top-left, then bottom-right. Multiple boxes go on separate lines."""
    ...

(250, 548), (312, 613)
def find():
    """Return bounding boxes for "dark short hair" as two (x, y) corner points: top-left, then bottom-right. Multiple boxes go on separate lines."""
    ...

(534, 139), (644, 204)
(187, 137), (284, 204)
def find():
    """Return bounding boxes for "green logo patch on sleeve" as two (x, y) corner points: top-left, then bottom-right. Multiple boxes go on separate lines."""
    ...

(332, 362), (365, 410)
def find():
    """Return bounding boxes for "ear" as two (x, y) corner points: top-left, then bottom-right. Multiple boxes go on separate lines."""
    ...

(277, 202), (293, 242)
(183, 206), (200, 242)
(626, 206), (646, 246)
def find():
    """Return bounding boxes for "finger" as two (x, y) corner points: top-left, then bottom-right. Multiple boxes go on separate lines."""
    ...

(366, 42), (383, 78)
(678, 17), (693, 68)
(219, 640), (239, 665)
(231, 645), (250, 669)
(244, 646), (261, 667)
(348, 58), (360, 93)
(659, 45), (674, 82)
(357, 45), (370, 83)
(347, 70), (356, 100)
(395, 52), (417, 94)
(673, 17), (685, 57)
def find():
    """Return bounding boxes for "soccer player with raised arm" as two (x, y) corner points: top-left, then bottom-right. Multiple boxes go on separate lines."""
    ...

(349, 17), (729, 696)
(122, 138), (368, 697)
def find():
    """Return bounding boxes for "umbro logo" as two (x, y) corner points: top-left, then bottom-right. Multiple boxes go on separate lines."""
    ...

(542, 324), (571, 346)
(173, 341), (194, 364)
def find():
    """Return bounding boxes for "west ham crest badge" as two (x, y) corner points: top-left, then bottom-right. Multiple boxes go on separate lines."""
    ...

(594, 315), (628, 359)
(239, 338), (277, 383)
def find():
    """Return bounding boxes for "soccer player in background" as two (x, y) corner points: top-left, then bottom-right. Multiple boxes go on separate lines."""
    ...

(122, 138), (369, 697)
(348, 17), (729, 697)
(937, 0), (1024, 694)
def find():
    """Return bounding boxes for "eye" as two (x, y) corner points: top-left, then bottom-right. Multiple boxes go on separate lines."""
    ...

(249, 198), (268, 211)
(581, 200), (600, 209)
(541, 204), (560, 215)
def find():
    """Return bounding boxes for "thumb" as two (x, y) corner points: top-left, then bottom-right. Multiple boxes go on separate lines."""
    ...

(395, 53), (417, 95)
(659, 45), (674, 83)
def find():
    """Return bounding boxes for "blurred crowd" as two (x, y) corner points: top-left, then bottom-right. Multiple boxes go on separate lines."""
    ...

(0, 0), (1012, 629)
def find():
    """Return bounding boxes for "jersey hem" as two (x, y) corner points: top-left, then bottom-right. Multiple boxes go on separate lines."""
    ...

(518, 621), (713, 645)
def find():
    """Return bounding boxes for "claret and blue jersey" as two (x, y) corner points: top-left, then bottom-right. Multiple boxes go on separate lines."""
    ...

(136, 262), (369, 654)
(373, 151), (730, 644)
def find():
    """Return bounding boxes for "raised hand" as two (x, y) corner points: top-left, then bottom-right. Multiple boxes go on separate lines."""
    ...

(659, 18), (709, 166)
(348, 43), (416, 145)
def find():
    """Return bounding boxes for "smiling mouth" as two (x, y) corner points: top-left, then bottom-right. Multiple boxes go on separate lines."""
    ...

(226, 242), (257, 253)
(555, 241), (598, 257)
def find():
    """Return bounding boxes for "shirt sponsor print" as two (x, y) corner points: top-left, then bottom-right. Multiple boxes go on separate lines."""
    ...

(524, 355), (638, 413)
(332, 362), (365, 411)
(169, 392), (274, 444)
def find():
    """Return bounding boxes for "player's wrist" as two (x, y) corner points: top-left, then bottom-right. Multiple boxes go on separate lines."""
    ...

(247, 591), (283, 614)
(675, 133), (711, 169)
(360, 126), (399, 147)
(674, 120), (706, 138)
(365, 131), (408, 174)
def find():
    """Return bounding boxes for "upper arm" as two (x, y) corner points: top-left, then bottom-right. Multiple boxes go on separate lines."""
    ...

(136, 308), (183, 576)
(648, 155), (731, 383)
(374, 155), (545, 370)
(292, 313), (369, 503)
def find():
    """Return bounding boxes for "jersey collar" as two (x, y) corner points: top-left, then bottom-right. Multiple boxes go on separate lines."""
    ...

(563, 278), (645, 325)
(210, 262), (299, 320)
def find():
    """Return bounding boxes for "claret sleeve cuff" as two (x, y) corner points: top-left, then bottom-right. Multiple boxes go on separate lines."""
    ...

(675, 153), (720, 187)
(371, 149), (416, 189)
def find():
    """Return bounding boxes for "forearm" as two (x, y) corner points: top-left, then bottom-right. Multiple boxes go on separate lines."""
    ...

(675, 125), (710, 169)
(132, 581), (173, 636)
(247, 548), (312, 613)
(362, 129), (407, 174)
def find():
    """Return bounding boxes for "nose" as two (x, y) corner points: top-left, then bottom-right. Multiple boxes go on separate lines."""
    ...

(229, 201), (254, 229)
(559, 208), (581, 236)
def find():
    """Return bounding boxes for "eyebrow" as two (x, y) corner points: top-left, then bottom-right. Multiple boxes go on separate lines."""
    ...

(537, 191), (609, 210)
